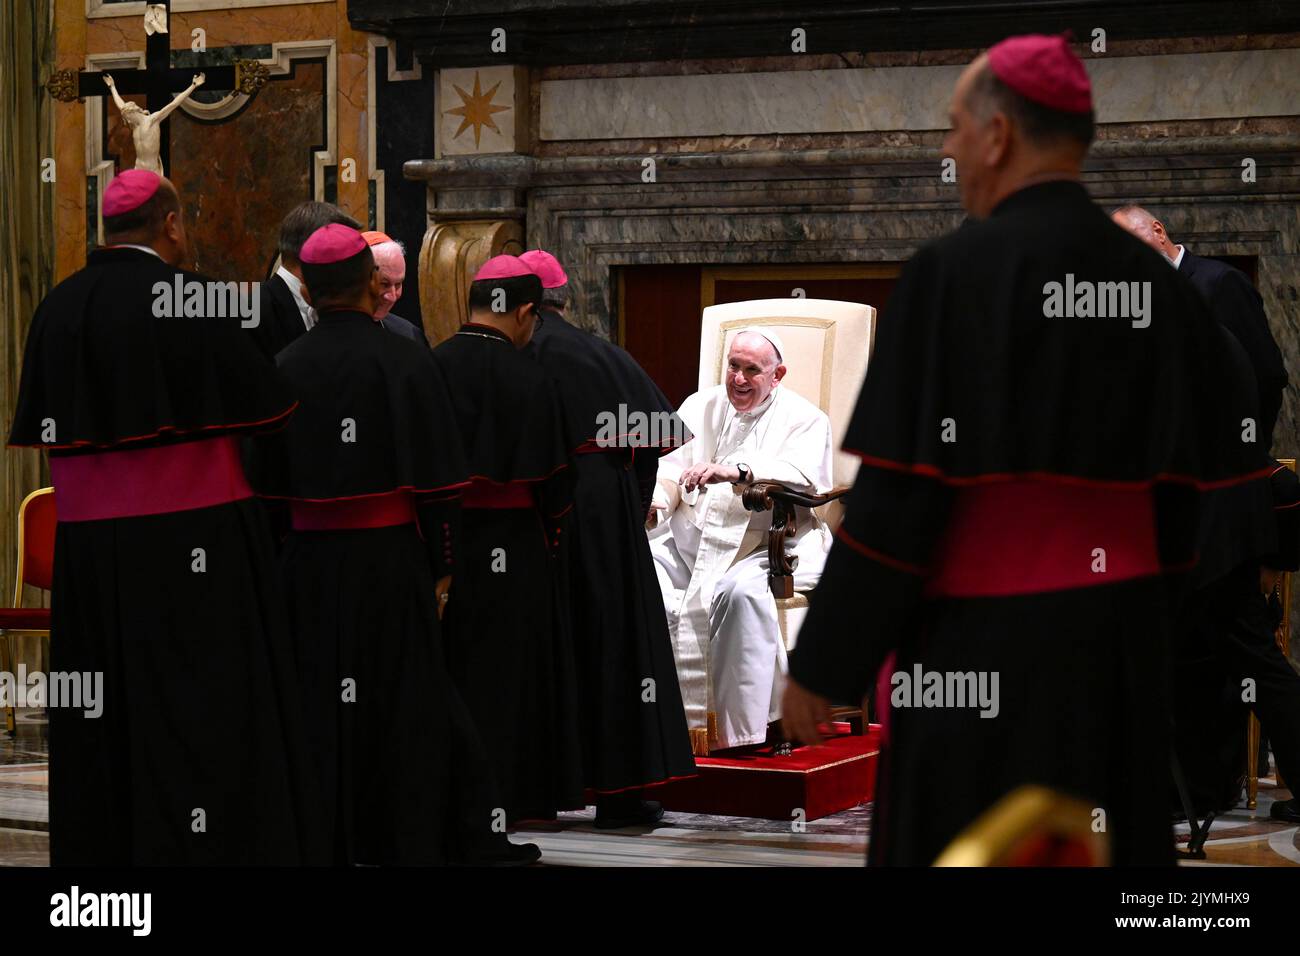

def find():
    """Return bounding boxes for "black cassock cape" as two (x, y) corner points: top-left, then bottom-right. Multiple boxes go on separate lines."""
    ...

(530, 309), (695, 793)
(9, 247), (321, 864)
(246, 310), (522, 864)
(786, 182), (1272, 866)
(430, 323), (585, 820)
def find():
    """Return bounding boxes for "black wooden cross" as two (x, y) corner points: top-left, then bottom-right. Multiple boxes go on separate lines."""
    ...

(46, 0), (266, 175)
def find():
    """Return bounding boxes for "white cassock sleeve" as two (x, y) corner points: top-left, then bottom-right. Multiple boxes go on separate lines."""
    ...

(653, 390), (710, 514)
(719, 401), (834, 495)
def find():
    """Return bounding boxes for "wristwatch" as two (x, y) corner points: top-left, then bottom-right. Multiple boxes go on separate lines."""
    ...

(735, 462), (751, 484)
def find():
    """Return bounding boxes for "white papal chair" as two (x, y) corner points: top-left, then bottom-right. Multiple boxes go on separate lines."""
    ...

(696, 299), (877, 746)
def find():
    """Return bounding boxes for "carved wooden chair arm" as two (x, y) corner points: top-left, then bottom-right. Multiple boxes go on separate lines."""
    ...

(740, 482), (851, 598)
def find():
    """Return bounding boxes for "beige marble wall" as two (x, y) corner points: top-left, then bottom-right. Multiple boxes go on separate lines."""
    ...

(540, 48), (1300, 142)
(437, 65), (530, 157)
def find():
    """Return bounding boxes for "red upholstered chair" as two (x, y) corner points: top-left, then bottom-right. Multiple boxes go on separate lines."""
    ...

(932, 785), (1110, 866)
(1, 488), (55, 736)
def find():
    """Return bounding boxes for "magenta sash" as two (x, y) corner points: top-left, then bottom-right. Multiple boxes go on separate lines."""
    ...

(924, 480), (1161, 598)
(50, 436), (253, 522)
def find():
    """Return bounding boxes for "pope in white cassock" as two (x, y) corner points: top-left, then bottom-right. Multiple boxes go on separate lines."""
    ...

(649, 329), (834, 752)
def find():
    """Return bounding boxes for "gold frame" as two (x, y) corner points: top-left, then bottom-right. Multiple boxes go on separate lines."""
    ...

(614, 263), (899, 350)
(700, 263), (901, 315)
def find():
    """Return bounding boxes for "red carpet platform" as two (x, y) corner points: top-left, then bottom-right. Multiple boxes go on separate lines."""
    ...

(652, 724), (882, 821)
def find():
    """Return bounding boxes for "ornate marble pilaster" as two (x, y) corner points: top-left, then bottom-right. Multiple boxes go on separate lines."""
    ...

(418, 219), (524, 345)
(412, 164), (529, 344)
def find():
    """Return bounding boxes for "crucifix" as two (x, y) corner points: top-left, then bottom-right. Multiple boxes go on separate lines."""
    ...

(46, 0), (268, 176)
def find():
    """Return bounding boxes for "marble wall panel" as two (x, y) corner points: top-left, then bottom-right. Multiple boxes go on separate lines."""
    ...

(540, 48), (1300, 142)
(437, 65), (529, 157)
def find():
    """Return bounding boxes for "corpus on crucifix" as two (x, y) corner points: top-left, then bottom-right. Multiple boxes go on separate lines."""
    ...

(104, 71), (205, 175)
(44, 0), (267, 177)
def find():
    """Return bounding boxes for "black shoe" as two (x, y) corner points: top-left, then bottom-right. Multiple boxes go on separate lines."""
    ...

(1269, 799), (1300, 824)
(594, 798), (665, 829)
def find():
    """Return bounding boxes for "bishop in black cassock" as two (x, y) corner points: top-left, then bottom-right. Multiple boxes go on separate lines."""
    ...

(246, 226), (540, 865)
(782, 36), (1271, 866)
(9, 171), (321, 864)
(430, 256), (585, 823)
(521, 250), (695, 827)
(1113, 204), (1300, 823)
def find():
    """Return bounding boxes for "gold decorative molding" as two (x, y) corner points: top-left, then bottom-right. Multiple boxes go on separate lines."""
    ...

(688, 711), (720, 756)
(934, 785), (1110, 867)
(47, 69), (80, 103)
(234, 58), (269, 96)
(699, 263), (900, 314)
(418, 219), (524, 346)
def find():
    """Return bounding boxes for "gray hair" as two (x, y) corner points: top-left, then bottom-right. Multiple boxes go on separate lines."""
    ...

(370, 239), (407, 261)
(967, 60), (1095, 151)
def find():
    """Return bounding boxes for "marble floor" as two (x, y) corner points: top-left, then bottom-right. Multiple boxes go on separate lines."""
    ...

(3, 708), (1298, 866)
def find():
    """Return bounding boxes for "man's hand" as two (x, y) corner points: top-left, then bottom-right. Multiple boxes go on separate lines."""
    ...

(102, 74), (115, 88)
(782, 678), (833, 748)
(192, 73), (206, 87)
(435, 575), (452, 619)
(646, 501), (666, 530)
(679, 462), (740, 493)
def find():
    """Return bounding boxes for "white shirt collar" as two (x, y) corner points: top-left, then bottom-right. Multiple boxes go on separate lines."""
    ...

(276, 265), (316, 330)
(1167, 244), (1186, 270)
(715, 388), (779, 460)
(110, 243), (162, 259)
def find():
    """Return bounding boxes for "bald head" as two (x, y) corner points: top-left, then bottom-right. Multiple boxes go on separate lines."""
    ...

(1111, 204), (1179, 260)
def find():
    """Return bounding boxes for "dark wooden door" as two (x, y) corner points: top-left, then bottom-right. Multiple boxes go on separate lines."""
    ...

(618, 264), (900, 407)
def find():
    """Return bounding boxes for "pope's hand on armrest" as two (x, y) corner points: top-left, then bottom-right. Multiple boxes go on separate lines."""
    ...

(723, 450), (824, 493)
(722, 409), (834, 495)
